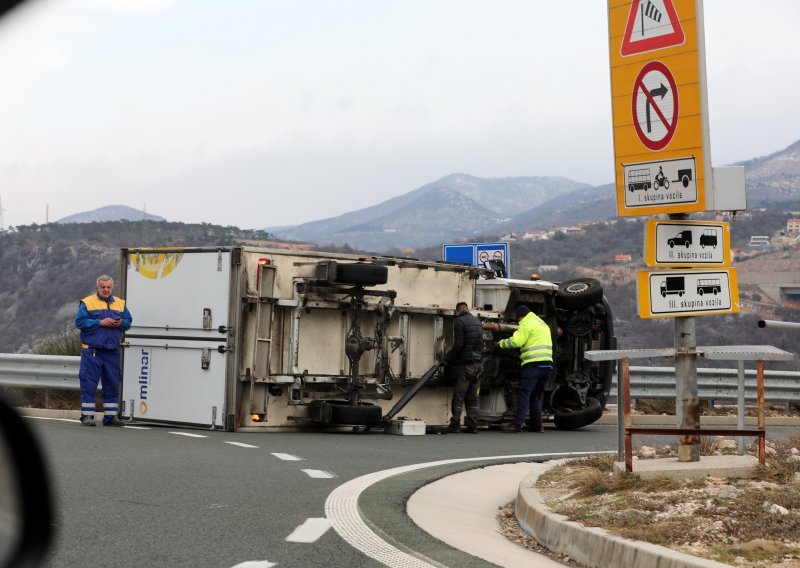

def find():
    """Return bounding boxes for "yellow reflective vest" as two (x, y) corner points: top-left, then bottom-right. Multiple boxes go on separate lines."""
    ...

(498, 313), (553, 366)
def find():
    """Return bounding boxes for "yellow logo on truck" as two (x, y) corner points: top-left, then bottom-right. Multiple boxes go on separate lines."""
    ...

(131, 252), (183, 279)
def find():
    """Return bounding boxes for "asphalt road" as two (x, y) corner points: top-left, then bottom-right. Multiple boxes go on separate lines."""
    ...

(11, 418), (616, 568)
(21, 418), (799, 568)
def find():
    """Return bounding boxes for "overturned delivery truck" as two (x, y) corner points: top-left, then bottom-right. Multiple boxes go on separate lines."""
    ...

(119, 246), (616, 431)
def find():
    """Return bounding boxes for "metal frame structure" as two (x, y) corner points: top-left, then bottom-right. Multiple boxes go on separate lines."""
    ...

(585, 345), (794, 472)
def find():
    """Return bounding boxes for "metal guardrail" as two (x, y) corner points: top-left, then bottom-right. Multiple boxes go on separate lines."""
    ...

(0, 354), (83, 390)
(0, 354), (798, 403)
(612, 366), (800, 404)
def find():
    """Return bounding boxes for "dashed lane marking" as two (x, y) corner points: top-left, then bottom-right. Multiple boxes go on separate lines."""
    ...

(168, 432), (208, 438)
(302, 469), (336, 479)
(229, 561), (277, 568)
(271, 453), (303, 461)
(325, 451), (604, 568)
(285, 517), (332, 543)
(225, 441), (259, 448)
(25, 416), (78, 423)
(122, 425), (151, 430)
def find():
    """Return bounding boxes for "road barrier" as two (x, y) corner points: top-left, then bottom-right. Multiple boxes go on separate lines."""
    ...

(0, 354), (798, 407)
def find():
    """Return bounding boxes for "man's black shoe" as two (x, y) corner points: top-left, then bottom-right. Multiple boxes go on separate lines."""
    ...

(462, 426), (478, 434)
(445, 423), (461, 433)
(103, 416), (125, 427)
(80, 416), (96, 427)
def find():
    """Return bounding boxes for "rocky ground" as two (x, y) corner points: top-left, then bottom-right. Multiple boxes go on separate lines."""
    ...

(499, 435), (800, 567)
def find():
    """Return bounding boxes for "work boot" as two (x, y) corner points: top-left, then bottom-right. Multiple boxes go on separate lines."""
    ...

(462, 425), (478, 434)
(103, 416), (125, 427)
(445, 422), (461, 433)
(503, 423), (523, 433)
(80, 415), (96, 427)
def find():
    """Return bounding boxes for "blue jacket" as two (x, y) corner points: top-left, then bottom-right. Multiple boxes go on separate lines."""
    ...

(75, 293), (132, 349)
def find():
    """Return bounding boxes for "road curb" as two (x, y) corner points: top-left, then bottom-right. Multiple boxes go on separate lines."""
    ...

(514, 466), (731, 568)
(16, 407), (80, 420)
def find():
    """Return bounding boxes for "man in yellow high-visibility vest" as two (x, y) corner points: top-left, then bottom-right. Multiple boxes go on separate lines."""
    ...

(497, 304), (553, 433)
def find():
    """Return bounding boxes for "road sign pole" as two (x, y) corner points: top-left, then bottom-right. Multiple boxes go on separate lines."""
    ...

(675, 315), (700, 462)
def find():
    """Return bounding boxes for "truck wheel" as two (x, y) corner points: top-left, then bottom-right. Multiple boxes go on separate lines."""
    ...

(553, 397), (602, 430)
(328, 402), (382, 426)
(335, 264), (389, 286)
(556, 278), (603, 310)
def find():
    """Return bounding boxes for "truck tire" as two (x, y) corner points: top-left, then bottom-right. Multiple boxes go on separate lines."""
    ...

(556, 278), (603, 311)
(335, 263), (388, 286)
(553, 397), (602, 430)
(328, 402), (382, 426)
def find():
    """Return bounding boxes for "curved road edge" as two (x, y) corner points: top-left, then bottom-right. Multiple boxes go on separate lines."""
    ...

(515, 469), (731, 568)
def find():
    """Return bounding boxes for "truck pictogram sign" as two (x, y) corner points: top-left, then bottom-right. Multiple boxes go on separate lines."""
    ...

(644, 220), (730, 268)
(623, 156), (697, 208)
(637, 268), (740, 318)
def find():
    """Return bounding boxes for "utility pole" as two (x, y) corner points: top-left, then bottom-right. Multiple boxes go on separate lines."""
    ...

(46, 203), (49, 224)
(0, 195), (5, 231)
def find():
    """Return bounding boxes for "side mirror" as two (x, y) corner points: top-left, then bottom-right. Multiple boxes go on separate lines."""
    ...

(0, 396), (54, 568)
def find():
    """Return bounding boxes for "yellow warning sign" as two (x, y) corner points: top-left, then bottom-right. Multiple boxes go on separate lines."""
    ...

(608, 0), (710, 216)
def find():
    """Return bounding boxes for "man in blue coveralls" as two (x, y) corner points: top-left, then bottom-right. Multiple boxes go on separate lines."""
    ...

(75, 275), (133, 427)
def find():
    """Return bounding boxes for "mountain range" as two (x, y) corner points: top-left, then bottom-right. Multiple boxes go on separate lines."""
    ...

(268, 139), (800, 252)
(53, 140), (800, 253)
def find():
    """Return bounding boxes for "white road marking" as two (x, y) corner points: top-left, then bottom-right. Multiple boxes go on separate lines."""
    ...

(25, 416), (78, 423)
(122, 425), (151, 430)
(229, 561), (277, 568)
(302, 469), (336, 479)
(325, 451), (605, 568)
(285, 517), (332, 543)
(225, 441), (259, 448)
(169, 432), (208, 438)
(271, 453), (303, 461)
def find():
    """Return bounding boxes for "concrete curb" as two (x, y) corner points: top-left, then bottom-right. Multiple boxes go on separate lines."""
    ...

(16, 407), (80, 420)
(514, 466), (730, 568)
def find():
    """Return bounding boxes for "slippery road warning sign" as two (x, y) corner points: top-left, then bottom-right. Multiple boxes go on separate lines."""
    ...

(637, 268), (740, 319)
(621, 0), (686, 56)
(632, 61), (678, 150)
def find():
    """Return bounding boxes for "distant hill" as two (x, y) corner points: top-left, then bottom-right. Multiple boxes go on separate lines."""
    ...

(270, 139), (800, 251)
(736, 139), (800, 205)
(57, 205), (164, 224)
(269, 173), (591, 251)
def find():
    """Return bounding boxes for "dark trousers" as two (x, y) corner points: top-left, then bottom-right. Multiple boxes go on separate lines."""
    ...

(514, 365), (549, 430)
(450, 363), (481, 427)
(79, 347), (121, 425)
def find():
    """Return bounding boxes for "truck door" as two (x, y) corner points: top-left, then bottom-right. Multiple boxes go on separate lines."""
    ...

(120, 249), (238, 429)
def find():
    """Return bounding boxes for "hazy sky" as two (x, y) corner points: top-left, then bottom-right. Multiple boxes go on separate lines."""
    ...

(0, 0), (797, 230)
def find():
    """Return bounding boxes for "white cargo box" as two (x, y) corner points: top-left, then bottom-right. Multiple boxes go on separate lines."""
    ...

(384, 418), (426, 436)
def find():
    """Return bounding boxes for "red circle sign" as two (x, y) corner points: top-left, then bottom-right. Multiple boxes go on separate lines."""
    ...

(631, 61), (679, 151)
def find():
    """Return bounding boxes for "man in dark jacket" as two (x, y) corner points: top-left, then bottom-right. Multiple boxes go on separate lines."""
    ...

(443, 302), (483, 433)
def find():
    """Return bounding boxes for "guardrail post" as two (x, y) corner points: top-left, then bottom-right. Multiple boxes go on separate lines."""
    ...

(737, 360), (745, 455)
(758, 359), (766, 465)
(622, 357), (632, 473)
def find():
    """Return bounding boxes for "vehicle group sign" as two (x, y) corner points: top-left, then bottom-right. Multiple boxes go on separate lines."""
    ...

(637, 268), (740, 318)
(608, 0), (711, 216)
(644, 219), (731, 267)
